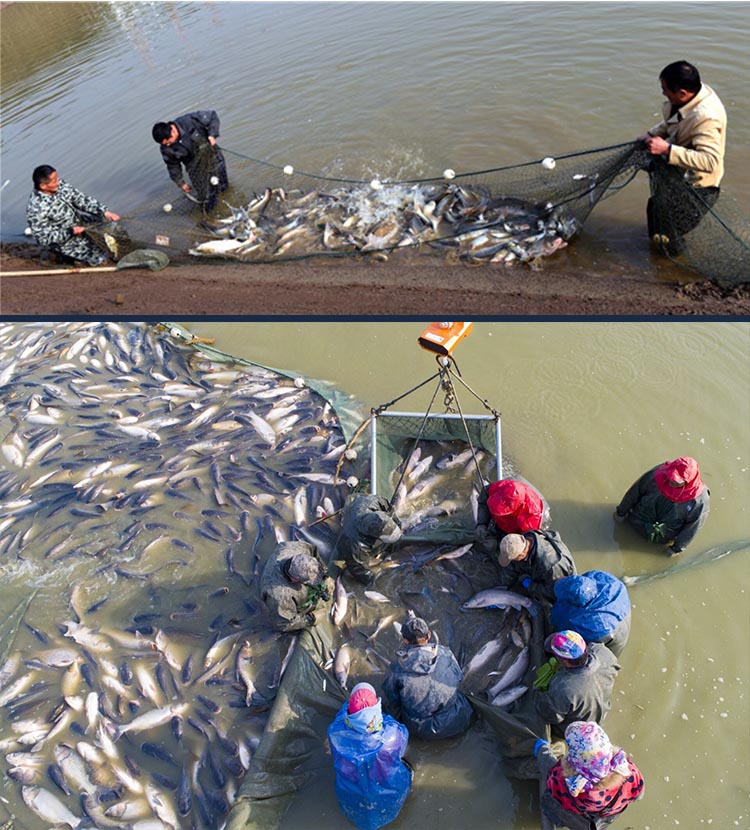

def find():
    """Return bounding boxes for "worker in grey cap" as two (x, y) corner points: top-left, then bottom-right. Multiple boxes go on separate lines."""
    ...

(496, 530), (577, 605)
(382, 616), (474, 740)
(260, 541), (334, 632)
(334, 493), (403, 585)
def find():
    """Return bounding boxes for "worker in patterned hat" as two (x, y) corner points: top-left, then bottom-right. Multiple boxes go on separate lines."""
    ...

(533, 631), (620, 737)
(534, 720), (645, 830)
(614, 456), (709, 555)
(327, 681), (412, 830)
(260, 541), (333, 632)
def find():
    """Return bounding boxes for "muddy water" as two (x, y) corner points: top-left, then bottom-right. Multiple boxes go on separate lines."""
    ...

(180, 320), (750, 830)
(1, 2), (748, 281)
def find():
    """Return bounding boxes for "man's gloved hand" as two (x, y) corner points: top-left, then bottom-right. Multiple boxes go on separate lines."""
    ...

(533, 739), (549, 758)
(666, 545), (682, 557)
(613, 510), (626, 524)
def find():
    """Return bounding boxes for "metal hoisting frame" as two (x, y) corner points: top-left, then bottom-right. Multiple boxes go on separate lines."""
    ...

(368, 353), (503, 508)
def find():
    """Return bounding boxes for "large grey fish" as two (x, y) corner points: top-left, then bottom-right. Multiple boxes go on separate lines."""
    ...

(463, 637), (505, 677)
(331, 576), (348, 625)
(21, 785), (81, 828)
(488, 683), (528, 709)
(486, 646), (529, 697)
(333, 644), (351, 690)
(462, 587), (534, 612)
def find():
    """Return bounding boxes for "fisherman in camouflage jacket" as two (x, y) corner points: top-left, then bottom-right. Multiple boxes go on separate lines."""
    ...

(26, 165), (120, 265)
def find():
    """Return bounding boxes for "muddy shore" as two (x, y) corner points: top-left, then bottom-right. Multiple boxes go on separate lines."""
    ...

(1, 242), (748, 317)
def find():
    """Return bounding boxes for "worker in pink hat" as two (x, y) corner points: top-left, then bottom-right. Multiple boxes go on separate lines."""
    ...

(614, 456), (710, 555)
(327, 682), (412, 830)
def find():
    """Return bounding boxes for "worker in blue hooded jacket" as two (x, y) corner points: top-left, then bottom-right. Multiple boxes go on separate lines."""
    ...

(550, 571), (631, 657)
(328, 682), (412, 830)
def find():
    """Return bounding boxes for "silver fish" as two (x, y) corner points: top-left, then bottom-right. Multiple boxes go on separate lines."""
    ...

(21, 784), (81, 828)
(331, 576), (348, 625)
(463, 637), (505, 677)
(488, 683), (528, 709)
(486, 646), (529, 697)
(333, 644), (351, 690)
(462, 587), (534, 612)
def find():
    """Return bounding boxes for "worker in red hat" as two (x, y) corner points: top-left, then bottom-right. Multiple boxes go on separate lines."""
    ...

(614, 456), (710, 555)
(474, 477), (550, 556)
(328, 682), (412, 830)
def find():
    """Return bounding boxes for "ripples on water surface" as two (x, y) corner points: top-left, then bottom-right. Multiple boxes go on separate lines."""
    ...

(1, 2), (748, 279)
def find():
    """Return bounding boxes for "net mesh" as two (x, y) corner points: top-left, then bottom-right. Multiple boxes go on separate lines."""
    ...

(113, 141), (749, 283)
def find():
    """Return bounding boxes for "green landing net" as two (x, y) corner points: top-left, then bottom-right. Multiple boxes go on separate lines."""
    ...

(121, 141), (749, 284)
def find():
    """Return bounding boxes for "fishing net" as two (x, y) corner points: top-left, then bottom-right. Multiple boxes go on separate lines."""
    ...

(227, 554), (548, 830)
(369, 410), (503, 546)
(647, 160), (750, 283)
(113, 141), (749, 283)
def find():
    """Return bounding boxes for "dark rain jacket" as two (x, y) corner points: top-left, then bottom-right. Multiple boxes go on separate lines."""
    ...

(159, 110), (222, 188)
(328, 703), (412, 830)
(497, 530), (577, 604)
(259, 541), (333, 632)
(533, 642), (620, 735)
(382, 642), (474, 740)
(335, 493), (402, 571)
(615, 464), (710, 552)
(551, 571), (631, 657)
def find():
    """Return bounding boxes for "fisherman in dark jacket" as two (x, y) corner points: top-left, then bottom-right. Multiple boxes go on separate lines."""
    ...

(260, 541), (333, 632)
(614, 456), (709, 555)
(551, 571), (631, 657)
(495, 530), (577, 605)
(382, 617), (473, 740)
(533, 631), (620, 737)
(335, 493), (403, 585)
(151, 109), (229, 210)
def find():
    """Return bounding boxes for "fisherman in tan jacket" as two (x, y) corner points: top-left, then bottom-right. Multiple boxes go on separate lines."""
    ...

(638, 60), (726, 254)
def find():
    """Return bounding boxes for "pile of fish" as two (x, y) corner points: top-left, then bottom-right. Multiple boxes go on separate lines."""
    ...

(0, 323), (540, 829)
(188, 181), (579, 267)
(0, 322), (362, 829)
(390, 442), (495, 534)
(320, 538), (539, 719)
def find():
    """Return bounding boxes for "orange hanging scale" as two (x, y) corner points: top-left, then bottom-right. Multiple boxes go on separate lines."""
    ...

(417, 322), (473, 356)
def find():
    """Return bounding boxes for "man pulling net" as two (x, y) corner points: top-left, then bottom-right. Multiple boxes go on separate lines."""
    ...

(152, 109), (230, 212)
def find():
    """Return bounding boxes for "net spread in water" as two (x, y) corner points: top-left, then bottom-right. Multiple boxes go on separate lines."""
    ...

(114, 141), (749, 283)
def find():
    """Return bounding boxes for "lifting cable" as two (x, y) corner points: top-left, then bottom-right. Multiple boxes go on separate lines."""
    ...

(372, 353), (501, 510)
